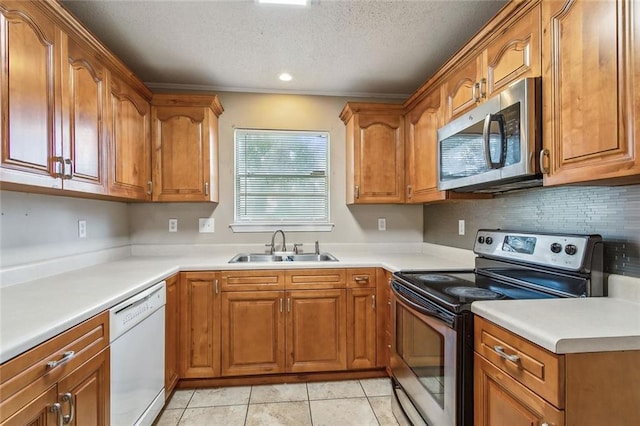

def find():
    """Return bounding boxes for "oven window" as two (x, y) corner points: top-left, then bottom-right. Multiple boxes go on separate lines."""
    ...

(396, 303), (446, 408)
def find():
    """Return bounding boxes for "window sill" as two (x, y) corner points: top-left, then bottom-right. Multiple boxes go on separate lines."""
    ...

(229, 223), (335, 233)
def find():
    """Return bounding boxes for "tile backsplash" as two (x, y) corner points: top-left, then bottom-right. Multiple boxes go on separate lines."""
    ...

(423, 184), (640, 278)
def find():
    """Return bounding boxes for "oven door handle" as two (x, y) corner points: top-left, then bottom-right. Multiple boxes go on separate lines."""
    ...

(391, 281), (455, 327)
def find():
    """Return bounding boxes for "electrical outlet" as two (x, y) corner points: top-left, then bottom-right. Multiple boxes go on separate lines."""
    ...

(458, 219), (465, 236)
(168, 218), (178, 232)
(78, 220), (87, 238)
(378, 217), (386, 231)
(199, 218), (214, 233)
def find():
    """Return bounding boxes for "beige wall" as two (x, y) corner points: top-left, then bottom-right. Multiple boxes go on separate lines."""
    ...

(0, 191), (130, 268)
(129, 92), (423, 247)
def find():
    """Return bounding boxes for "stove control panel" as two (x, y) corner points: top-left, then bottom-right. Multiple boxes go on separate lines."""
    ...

(474, 229), (601, 272)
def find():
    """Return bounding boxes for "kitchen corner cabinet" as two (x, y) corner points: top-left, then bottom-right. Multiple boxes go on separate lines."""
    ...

(151, 94), (223, 202)
(443, 1), (541, 122)
(179, 272), (221, 379)
(541, 0), (640, 186)
(0, 312), (110, 426)
(108, 74), (152, 200)
(164, 274), (180, 397)
(340, 103), (405, 204)
(474, 316), (640, 426)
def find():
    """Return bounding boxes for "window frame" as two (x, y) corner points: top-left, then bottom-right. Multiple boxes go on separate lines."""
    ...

(230, 128), (334, 233)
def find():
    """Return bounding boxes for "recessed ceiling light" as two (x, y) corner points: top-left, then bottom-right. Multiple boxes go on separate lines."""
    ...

(257, 0), (309, 6)
(279, 73), (293, 82)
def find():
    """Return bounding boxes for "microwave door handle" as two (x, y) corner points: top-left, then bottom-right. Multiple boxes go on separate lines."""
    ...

(482, 113), (507, 169)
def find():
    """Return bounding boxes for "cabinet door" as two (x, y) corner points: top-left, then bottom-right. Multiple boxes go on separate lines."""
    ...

(151, 106), (212, 202)
(221, 291), (285, 376)
(164, 274), (179, 396)
(179, 272), (220, 378)
(1, 386), (58, 426)
(286, 289), (346, 372)
(474, 353), (564, 426)
(60, 34), (107, 194)
(405, 87), (445, 203)
(484, 3), (541, 97)
(355, 113), (405, 203)
(108, 75), (151, 200)
(443, 55), (483, 122)
(346, 287), (376, 369)
(0, 2), (62, 189)
(542, 0), (640, 185)
(56, 348), (110, 426)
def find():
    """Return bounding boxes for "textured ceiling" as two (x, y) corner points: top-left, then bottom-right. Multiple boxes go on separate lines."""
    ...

(61, 0), (508, 98)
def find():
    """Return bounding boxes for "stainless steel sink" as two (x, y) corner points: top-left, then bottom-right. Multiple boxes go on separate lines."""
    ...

(229, 252), (338, 263)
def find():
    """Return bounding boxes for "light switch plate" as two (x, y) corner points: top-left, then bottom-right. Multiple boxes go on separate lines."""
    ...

(458, 219), (465, 236)
(199, 218), (214, 233)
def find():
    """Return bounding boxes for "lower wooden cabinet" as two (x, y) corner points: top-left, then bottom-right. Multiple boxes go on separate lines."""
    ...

(287, 289), (347, 372)
(0, 312), (110, 426)
(179, 272), (220, 379)
(346, 287), (376, 369)
(164, 274), (180, 396)
(474, 316), (640, 426)
(221, 291), (286, 376)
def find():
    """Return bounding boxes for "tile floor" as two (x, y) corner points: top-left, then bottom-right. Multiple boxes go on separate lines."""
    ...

(155, 378), (400, 426)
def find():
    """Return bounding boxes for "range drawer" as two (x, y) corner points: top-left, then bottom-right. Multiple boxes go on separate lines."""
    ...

(0, 311), (109, 422)
(346, 268), (376, 288)
(474, 316), (565, 408)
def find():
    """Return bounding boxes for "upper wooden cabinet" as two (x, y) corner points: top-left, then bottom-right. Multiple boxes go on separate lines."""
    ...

(0, 1), (63, 190)
(108, 74), (152, 200)
(443, 2), (541, 122)
(60, 33), (108, 195)
(151, 94), (223, 202)
(0, 0), (153, 200)
(541, 0), (640, 186)
(340, 102), (405, 204)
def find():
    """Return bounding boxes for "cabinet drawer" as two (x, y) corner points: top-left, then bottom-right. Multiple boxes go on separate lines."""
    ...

(475, 317), (564, 408)
(285, 269), (346, 289)
(0, 311), (109, 422)
(346, 268), (376, 288)
(221, 270), (284, 291)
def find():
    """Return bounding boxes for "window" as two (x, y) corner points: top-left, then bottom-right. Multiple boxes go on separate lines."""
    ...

(232, 129), (332, 232)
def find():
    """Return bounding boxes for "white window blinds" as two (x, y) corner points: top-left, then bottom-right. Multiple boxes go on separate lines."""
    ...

(234, 129), (329, 225)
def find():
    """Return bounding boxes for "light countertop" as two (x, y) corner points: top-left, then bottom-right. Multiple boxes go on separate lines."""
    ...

(0, 244), (474, 363)
(472, 295), (640, 354)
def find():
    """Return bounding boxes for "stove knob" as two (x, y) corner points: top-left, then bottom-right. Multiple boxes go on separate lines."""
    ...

(485, 237), (493, 245)
(550, 243), (562, 254)
(478, 236), (485, 244)
(564, 244), (578, 255)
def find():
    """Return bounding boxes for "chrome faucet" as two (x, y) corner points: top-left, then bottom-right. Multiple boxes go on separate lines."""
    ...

(269, 229), (287, 254)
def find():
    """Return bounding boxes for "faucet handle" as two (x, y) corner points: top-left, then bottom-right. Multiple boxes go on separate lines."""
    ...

(265, 243), (274, 254)
(315, 240), (320, 255)
(293, 243), (303, 254)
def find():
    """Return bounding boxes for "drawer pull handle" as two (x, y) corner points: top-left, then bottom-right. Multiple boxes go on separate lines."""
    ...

(493, 345), (520, 363)
(354, 276), (369, 283)
(47, 351), (75, 369)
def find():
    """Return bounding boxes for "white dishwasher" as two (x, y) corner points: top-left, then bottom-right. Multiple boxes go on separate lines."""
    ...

(109, 281), (166, 426)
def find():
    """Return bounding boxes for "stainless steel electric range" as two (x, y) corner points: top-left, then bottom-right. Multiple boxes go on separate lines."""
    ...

(390, 229), (603, 426)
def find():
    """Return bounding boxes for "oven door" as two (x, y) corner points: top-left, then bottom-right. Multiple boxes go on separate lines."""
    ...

(390, 285), (459, 426)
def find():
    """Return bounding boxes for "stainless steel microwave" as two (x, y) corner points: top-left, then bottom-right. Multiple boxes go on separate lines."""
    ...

(437, 77), (541, 193)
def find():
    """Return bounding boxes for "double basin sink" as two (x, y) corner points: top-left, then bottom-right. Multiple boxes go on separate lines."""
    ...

(229, 253), (338, 263)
